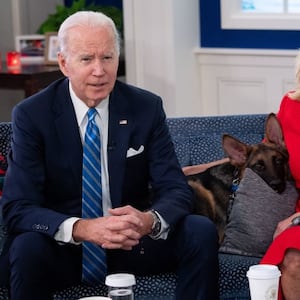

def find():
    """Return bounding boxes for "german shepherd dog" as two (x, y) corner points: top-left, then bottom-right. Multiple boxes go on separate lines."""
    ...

(186, 113), (290, 242)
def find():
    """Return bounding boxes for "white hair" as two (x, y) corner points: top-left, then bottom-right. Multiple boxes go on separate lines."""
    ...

(58, 11), (120, 57)
(288, 51), (300, 100)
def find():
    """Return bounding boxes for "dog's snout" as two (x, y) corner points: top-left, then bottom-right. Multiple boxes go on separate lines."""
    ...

(269, 180), (286, 194)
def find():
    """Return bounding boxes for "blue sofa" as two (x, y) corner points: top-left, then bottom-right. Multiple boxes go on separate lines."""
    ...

(0, 114), (266, 300)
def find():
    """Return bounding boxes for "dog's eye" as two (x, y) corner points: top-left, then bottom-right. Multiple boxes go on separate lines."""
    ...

(252, 161), (265, 171)
(274, 158), (284, 166)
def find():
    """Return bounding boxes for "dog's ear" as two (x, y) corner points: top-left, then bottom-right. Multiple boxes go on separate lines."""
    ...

(265, 113), (285, 147)
(222, 134), (250, 166)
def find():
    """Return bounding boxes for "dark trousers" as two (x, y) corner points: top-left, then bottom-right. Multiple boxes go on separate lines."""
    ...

(0, 215), (219, 300)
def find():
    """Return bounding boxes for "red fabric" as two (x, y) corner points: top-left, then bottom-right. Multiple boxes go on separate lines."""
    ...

(277, 94), (300, 192)
(261, 226), (300, 265)
(260, 226), (300, 300)
(260, 93), (300, 299)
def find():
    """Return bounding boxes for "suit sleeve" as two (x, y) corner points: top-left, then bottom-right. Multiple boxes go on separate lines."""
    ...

(2, 103), (71, 238)
(147, 99), (194, 227)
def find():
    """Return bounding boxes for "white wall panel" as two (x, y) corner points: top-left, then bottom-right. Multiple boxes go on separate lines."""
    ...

(123, 0), (200, 117)
(217, 78), (266, 115)
(123, 1), (299, 117)
(195, 48), (298, 116)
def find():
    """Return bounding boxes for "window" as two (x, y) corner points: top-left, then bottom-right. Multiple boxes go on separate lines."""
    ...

(200, 0), (300, 49)
(242, 0), (300, 13)
(221, 0), (300, 30)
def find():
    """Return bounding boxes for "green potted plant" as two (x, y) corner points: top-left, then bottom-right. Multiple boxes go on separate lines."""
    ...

(38, 0), (125, 74)
(37, 0), (123, 37)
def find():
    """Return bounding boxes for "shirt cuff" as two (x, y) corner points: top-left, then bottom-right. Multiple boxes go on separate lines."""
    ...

(54, 217), (81, 245)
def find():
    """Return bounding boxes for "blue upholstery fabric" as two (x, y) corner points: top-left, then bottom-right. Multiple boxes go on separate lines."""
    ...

(166, 114), (266, 166)
(0, 123), (12, 197)
(0, 114), (267, 300)
(0, 254), (261, 300)
(0, 123), (11, 172)
(0, 122), (11, 257)
(219, 253), (260, 299)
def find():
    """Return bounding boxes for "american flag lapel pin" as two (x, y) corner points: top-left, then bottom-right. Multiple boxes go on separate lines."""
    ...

(119, 119), (128, 125)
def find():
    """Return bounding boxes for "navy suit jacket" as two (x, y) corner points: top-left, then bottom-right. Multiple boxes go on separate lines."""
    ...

(2, 78), (193, 239)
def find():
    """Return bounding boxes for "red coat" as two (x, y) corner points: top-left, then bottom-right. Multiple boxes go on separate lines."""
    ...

(261, 93), (300, 299)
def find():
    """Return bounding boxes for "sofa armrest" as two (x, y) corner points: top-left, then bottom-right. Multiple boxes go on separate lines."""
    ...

(182, 158), (230, 176)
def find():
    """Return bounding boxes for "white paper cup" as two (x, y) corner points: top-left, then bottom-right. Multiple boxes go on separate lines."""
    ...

(78, 297), (111, 300)
(247, 264), (281, 300)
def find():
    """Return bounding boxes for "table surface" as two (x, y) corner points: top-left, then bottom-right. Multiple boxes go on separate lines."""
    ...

(0, 59), (125, 98)
(0, 57), (125, 75)
(0, 63), (64, 97)
(0, 63), (61, 75)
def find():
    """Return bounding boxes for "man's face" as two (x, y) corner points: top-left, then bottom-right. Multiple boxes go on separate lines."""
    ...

(58, 25), (119, 107)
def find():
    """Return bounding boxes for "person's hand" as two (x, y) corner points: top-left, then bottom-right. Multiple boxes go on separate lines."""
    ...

(72, 205), (154, 250)
(273, 212), (300, 239)
(108, 205), (154, 237)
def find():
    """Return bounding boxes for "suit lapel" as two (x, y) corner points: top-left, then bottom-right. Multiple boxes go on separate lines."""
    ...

(53, 80), (82, 187)
(108, 84), (132, 207)
(52, 80), (132, 207)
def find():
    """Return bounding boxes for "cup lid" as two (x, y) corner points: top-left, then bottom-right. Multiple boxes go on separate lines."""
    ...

(247, 264), (281, 279)
(79, 297), (111, 300)
(105, 273), (136, 287)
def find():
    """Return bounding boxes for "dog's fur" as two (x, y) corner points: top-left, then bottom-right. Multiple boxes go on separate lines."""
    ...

(186, 113), (290, 242)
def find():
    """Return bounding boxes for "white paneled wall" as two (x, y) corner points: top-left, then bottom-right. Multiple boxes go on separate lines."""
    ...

(194, 48), (298, 116)
(123, 0), (299, 117)
(0, 0), (299, 121)
(123, 0), (200, 117)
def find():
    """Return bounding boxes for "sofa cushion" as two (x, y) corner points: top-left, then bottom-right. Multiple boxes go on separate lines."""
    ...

(167, 114), (266, 166)
(171, 136), (191, 166)
(0, 254), (261, 300)
(220, 168), (298, 257)
(219, 252), (260, 299)
(0, 123), (12, 196)
(189, 133), (265, 165)
(189, 136), (225, 165)
(0, 115), (268, 300)
(166, 114), (266, 139)
(0, 274), (176, 300)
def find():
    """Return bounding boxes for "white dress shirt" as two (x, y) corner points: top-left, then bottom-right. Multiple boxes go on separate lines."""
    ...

(54, 82), (111, 243)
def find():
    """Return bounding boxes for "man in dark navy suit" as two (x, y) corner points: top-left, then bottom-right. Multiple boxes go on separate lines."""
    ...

(0, 11), (219, 300)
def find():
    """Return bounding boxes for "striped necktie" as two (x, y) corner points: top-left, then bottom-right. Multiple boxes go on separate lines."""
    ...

(82, 108), (107, 284)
